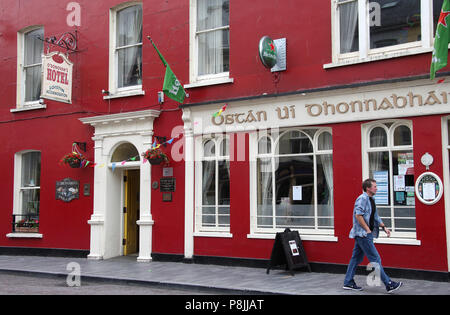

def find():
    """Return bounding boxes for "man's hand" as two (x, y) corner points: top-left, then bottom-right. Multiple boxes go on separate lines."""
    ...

(382, 226), (391, 237)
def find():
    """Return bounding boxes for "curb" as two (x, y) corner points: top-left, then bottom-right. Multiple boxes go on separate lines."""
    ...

(0, 268), (281, 295)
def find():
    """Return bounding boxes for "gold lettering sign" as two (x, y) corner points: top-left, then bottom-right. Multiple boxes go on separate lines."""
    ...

(209, 89), (449, 126)
(212, 110), (268, 126)
(305, 90), (448, 117)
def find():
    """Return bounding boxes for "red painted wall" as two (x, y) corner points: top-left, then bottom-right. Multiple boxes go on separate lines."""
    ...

(0, 0), (448, 272)
(193, 118), (449, 272)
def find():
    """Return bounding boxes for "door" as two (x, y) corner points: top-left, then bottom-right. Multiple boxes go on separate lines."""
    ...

(123, 170), (140, 256)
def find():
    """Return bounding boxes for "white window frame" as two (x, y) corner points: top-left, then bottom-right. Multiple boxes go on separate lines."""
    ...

(186, 0), (233, 89)
(362, 120), (421, 245)
(8, 150), (43, 238)
(14, 26), (46, 112)
(13, 150), (41, 216)
(248, 128), (337, 242)
(442, 116), (450, 271)
(194, 134), (232, 236)
(106, 1), (144, 99)
(326, 0), (437, 68)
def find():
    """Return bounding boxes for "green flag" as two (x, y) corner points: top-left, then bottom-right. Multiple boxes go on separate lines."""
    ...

(431, 0), (450, 80)
(148, 37), (186, 103)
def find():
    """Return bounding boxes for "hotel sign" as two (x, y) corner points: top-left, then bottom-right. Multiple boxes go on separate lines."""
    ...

(41, 52), (73, 104)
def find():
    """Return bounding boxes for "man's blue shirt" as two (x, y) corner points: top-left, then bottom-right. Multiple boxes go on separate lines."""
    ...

(349, 192), (383, 239)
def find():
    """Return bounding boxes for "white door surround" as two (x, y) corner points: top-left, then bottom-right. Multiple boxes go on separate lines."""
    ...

(80, 110), (160, 262)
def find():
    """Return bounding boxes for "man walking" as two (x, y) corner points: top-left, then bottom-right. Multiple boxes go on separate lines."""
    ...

(343, 179), (403, 293)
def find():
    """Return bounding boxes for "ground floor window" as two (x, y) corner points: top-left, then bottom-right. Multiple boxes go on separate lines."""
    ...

(363, 121), (416, 238)
(195, 135), (230, 233)
(253, 128), (334, 234)
(13, 151), (41, 232)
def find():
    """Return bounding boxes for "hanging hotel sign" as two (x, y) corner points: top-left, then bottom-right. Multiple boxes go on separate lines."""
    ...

(41, 52), (73, 104)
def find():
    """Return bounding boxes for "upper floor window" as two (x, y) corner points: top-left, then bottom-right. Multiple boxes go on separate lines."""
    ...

(108, 2), (143, 98)
(16, 27), (44, 109)
(188, 0), (231, 87)
(329, 0), (443, 66)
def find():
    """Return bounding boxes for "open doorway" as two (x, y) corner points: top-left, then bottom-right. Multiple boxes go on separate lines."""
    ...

(123, 169), (140, 256)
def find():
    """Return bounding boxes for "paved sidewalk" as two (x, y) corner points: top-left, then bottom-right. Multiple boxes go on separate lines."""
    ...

(0, 255), (448, 295)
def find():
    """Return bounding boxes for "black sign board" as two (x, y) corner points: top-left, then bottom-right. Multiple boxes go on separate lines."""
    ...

(266, 228), (311, 276)
(160, 177), (176, 192)
(56, 178), (79, 202)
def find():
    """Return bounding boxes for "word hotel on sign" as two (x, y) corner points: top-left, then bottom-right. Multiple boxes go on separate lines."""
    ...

(46, 67), (69, 85)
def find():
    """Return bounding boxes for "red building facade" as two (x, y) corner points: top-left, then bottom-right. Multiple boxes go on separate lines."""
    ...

(0, 0), (449, 279)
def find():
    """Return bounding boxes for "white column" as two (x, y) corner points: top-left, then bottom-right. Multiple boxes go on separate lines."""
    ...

(183, 109), (195, 259)
(87, 136), (106, 260)
(137, 133), (154, 262)
(442, 118), (450, 272)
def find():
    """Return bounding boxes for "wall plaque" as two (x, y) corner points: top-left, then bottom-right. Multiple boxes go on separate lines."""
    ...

(162, 192), (172, 202)
(56, 178), (79, 202)
(415, 172), (443, 205)
(160, 177), (176, 192)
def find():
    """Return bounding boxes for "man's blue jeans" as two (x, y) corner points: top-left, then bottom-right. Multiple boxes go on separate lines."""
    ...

(344, 233), (391, 287)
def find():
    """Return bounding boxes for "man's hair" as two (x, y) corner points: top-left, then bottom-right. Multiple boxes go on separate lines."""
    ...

(362, 178), (376, 192)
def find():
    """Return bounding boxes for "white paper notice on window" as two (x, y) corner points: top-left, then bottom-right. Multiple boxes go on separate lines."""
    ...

(423, 183), (436, 200)
(293, 186), (302, 201)
(373, 171), (389, 205)
(289, 240), (300, 256)
(394, 175), (405, 191)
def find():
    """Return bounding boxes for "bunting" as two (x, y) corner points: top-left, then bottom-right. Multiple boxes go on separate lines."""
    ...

(60, 137), (178, 171)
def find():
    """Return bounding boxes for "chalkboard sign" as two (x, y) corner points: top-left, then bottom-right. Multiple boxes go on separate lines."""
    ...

(56, 178), (79, 202)
(160, 177), (176, 192)
(266, 228), (310, 276)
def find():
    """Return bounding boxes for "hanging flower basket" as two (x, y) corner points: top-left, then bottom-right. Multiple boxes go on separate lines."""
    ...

(60, 152), (88, 168)
(60, 143), (93, 169)
(148, 157), (164, 165)
(142, 147), (170, 166)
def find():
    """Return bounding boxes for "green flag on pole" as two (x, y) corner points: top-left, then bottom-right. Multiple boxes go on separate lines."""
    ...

(431, 0), (450, 80)
(148, 36), (186, 103)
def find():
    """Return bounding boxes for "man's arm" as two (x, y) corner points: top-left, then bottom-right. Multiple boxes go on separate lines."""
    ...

(355, 214), (371, 234)
(356, 214), (391, 237)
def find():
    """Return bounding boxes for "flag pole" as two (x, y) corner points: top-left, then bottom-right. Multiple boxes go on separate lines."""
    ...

(145, 35), (189, 101)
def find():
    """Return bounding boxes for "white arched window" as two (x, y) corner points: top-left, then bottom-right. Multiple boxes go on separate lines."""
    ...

(363, 121), (416, 239)
(253, 128), (334, 235)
